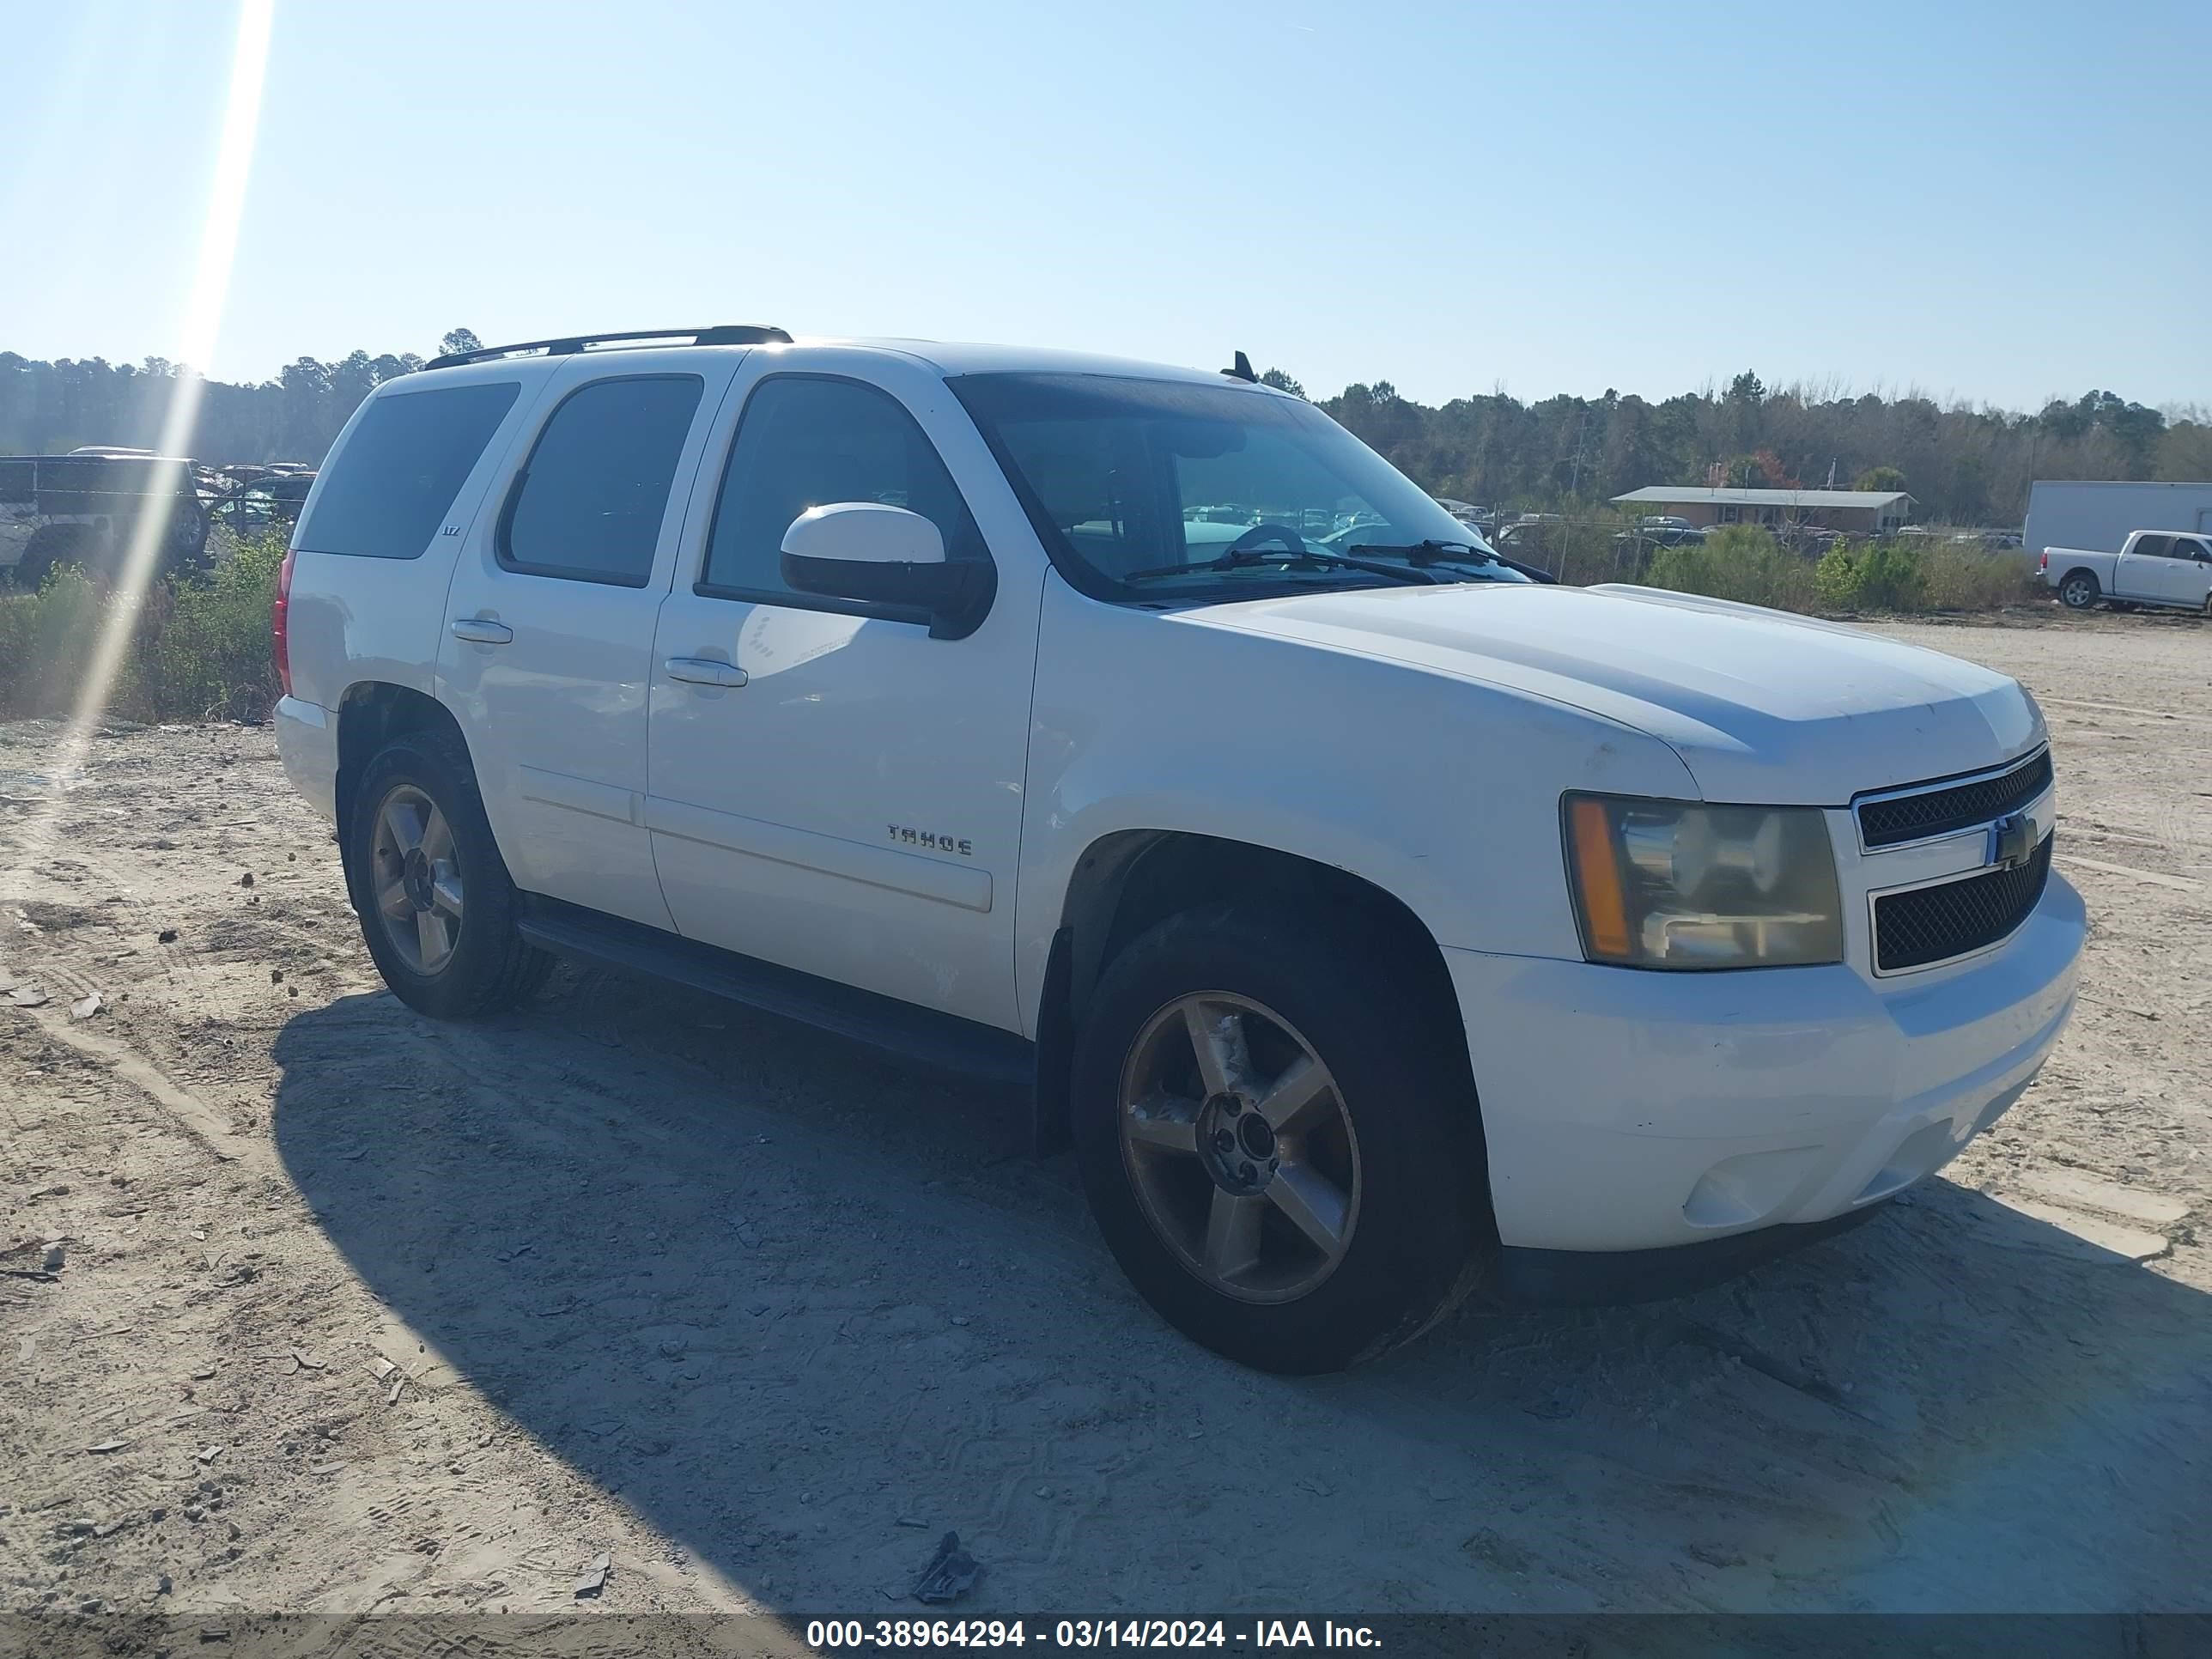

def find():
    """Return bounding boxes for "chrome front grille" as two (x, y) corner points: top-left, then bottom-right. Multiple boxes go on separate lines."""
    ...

(1856, 749), (2052, 849)
(1873, 833), (2053, 972)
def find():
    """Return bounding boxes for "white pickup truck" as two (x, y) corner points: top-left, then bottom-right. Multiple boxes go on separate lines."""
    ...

(2042, 529), (2212, 614)
(271, 326), (2084, 1372)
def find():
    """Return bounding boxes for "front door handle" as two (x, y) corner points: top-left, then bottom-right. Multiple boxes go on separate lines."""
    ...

(665, 657), (748, 688)
(451, 617), (514, 645)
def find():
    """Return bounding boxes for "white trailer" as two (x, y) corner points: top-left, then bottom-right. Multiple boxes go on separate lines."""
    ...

(2025, 479), (2212, 559)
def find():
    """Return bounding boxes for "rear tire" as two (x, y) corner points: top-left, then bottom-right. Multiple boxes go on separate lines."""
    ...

(1071, 906), (1492, 1373)
(16, 523), (107, 589)
(345, 728), (552, 1018)
(163, 497), (211, 577)
(2057, 570), (2100, 611)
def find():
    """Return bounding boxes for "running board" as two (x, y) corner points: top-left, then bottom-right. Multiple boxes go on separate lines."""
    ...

(515, 896), (1035, 1094)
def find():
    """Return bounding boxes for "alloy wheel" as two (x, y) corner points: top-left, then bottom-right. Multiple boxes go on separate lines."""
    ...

(369, 783), (465, 975)
(1117, 991), (1362, 1304)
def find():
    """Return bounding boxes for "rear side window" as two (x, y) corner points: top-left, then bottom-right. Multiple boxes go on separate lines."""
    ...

(500, 374), (704, 586)
(2131, 534), (2172, 557)
(295, 381), (520, 558)
(700, 375), (986, 602)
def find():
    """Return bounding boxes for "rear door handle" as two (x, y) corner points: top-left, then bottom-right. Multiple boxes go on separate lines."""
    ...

(665, 657), (748, 688)
(451, 617), (514, 645)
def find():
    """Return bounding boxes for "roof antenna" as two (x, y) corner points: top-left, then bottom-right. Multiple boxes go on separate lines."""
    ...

(1224, 349), (1257, 384)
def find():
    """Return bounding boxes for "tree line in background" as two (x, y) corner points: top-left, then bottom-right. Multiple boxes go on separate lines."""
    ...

(0, 329), (484, 475)
(1281, 368), (2209, 526)
(2, 330), (2204, 526)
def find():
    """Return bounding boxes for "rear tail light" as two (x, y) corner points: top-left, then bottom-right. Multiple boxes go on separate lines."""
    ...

(2038, 550), (2048, 571)
(272, 547), (295, 698)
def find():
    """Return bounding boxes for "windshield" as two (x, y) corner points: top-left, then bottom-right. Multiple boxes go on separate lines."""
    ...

(950, 373), (1525, 603)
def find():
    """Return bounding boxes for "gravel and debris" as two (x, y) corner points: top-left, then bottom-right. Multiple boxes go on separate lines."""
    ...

(0, 617), (2205, 1618)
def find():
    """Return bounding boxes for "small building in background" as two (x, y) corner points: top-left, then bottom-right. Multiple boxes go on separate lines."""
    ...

(2024, 479), (2212, 557)
(1610, 486), (1914, 535)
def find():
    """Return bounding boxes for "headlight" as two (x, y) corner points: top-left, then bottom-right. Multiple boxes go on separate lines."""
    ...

(1562, 794), (1842, 969)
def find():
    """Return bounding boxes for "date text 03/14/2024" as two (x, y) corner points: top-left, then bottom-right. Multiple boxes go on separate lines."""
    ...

(805, 1621), (1382, 1650)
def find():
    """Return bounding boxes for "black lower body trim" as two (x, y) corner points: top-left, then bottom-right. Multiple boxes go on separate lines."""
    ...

(516, 894), (1035, 1094)
(1489, 1203), (1885, 1310)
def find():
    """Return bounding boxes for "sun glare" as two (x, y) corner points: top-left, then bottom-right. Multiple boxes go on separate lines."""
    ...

(8, 0), (274, 887)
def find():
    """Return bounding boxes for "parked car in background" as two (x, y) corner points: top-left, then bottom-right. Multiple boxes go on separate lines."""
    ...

(273, 325), (2082, 1373)
(0, 448), (210, 586)
(2041, 530), (2212, 614)
(1435, 498), (1497, 534)
(1613, 518), (1706, 551)
(1490, 519), (1548, 556)
(206, 465), (318, 538)
(1776, 524), (1843, 555)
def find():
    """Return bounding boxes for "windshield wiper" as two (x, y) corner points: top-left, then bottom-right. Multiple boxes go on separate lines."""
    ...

(1123, 547), (1435, 585)
(1347, 538), (1500, 568)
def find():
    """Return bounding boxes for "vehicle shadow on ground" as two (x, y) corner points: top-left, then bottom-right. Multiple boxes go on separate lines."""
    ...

(269, 975), (2211, 1613)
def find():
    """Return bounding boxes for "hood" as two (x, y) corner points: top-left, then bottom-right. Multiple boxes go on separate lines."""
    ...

(1184, 582), (2044, 805)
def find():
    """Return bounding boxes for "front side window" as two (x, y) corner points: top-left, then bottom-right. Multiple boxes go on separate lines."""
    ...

(700, 375), (986, 601)
(501, 374), (703, 586)
(950, 373), (1527, 605)
(296, 380), (520, 559)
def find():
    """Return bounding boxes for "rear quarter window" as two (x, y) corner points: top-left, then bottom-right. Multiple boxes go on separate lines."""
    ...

(295, 380), (520, 559)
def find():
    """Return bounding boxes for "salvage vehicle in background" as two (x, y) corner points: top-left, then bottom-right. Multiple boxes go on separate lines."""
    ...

(2041, 529), (2212, 614)
(204, 465), (317, 539)
(0, 447), (210, 586)
(1613, 516), (1708, 553)
(270, 325), (2084, 1374)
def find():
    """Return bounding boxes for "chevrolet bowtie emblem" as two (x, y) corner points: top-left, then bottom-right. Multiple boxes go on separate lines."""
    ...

(1990, 811), (2034, 871)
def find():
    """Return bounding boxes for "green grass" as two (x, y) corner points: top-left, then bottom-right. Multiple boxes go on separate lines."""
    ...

(1643, 526), (1816, 610)
(1644, 526), (2039, 617)
(0, 533), (285, 723)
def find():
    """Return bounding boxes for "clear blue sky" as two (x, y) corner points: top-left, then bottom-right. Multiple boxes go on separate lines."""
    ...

(4, 0), (2206, 411)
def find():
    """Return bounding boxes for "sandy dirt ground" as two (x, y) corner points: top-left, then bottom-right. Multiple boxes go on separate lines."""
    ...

(2, 608), (2207, 1632)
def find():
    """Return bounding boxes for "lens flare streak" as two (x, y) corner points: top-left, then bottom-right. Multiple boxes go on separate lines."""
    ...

(7, 1), (274, 890)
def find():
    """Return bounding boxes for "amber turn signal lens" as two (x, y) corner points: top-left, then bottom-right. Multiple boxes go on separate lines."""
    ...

(1569, 796), (1633, 960)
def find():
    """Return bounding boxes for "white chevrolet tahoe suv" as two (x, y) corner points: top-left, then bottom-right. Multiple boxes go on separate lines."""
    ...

(272, 325), (2085, 1373)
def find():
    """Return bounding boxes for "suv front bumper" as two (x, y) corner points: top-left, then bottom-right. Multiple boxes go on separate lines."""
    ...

(1443, 869), (2084, 1264)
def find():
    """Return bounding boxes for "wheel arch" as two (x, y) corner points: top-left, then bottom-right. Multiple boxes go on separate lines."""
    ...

(332, 681), (473, 894)
(2057, 566), (2101, 600)
(1030, 829), (1483, 1163)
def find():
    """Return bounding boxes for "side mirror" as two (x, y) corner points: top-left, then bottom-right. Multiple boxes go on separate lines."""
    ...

(780, 502), (994, 639)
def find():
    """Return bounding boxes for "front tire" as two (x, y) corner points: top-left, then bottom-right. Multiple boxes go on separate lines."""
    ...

(2057, 571), (2100, 611)
(346, 729), (552, 1018)
(1071, 907), (1492, 1373)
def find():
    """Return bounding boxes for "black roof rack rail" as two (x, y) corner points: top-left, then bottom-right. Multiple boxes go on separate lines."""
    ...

(426, 325), (793, 370)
